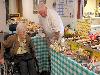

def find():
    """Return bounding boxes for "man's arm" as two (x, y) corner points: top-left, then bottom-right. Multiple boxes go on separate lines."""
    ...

(49, 9), (64, 41)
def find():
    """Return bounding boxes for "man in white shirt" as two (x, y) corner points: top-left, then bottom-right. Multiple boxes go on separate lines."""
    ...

(38, 2), (64, 43)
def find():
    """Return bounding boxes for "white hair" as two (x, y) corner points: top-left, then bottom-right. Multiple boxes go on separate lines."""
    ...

(16, 22), (27, 33)
(38, 2), (47, 12)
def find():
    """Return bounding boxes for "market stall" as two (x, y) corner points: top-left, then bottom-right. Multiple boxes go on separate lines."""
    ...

(50, 19), (100, 75)
(9, 17), (100, 75)
(50, 49), (97, 75)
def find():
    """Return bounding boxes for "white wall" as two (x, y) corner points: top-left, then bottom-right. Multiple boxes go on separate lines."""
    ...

(84, 0), (96, 18)
(9, 0), (78, 27)
(9, 0), (17, 14)
(72, 0), (78, 30)
(46, 0), (55, 8)
(22, 0), (57, 23)
(22, 0), (39, 23)
(9, 0), (39, 23)
(0, 0), (9, 32)
(9, 0), (54, 23)
(54, 0), (78, 30)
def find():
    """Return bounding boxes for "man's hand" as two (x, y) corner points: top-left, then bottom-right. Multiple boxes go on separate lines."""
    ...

(52, 31), (60, 41)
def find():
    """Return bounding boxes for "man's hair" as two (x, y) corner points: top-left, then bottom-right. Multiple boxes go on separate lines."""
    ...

(39, 0), (46, 4)
(38, 2), (47, 13)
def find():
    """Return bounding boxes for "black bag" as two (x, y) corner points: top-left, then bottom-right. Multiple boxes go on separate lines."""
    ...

(9, 24), (17, 32)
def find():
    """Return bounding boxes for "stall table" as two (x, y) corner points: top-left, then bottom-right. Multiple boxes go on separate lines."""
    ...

(31, 36), (50, 72)
(50, 49), (97, 75)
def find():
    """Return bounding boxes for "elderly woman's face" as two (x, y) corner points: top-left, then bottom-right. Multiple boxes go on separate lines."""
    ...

(18, 31), (26, 39)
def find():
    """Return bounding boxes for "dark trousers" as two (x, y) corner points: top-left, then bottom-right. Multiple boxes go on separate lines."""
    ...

(19, 59), (37, 75)
(15, 53), (38, 75)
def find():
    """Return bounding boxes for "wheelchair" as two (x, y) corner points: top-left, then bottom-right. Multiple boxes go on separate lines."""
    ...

(0, 63), (7, 75)
(0, 26), (39, 75)
(0, 47), (20, 75)
(0, 59), (17, 75)
(4, 53), (20, 75)
(0, 32), (20, 75)
(3, 34), (20, 75)
(3, 47), (39, 75)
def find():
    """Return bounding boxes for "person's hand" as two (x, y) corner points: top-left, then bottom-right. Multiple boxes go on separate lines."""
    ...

(52, 31), (60, 41)
(45, 35), (51, 46)
(0, 58), (4, 64)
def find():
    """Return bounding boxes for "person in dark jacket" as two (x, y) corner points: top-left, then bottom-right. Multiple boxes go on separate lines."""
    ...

(3, 21), (38, 75)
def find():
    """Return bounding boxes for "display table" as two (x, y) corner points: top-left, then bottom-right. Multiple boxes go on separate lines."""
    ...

(50, 49), (97, 75)
(31, 36), (50, 72)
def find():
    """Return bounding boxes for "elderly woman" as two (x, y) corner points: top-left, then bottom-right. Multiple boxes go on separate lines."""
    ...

(3, 21), (38, 75)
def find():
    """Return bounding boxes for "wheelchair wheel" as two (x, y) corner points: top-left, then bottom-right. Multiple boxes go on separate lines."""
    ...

(2, 60), (14, 75)
(0, 63), (7, 75)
